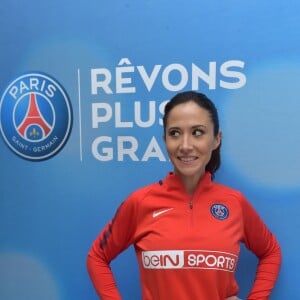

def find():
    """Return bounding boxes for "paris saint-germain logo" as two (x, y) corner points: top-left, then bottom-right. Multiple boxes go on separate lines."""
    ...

(210, 203), (229, 220)
(0, 72), (72, 161)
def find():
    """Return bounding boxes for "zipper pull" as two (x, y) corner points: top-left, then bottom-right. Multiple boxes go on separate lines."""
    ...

(189, 200), (193, 209)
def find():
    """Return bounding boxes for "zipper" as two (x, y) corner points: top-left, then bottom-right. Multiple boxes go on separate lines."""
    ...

(188, 197), (194, 227)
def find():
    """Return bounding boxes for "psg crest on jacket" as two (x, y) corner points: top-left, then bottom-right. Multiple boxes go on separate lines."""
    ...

(210, 204), (229, 220)
(0, 72), (72, 161)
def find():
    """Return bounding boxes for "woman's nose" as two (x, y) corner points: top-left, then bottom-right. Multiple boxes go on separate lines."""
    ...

(180, 135), (193, 150)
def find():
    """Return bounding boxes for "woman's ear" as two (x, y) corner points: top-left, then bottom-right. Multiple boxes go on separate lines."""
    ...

(213, 131), (222, 150)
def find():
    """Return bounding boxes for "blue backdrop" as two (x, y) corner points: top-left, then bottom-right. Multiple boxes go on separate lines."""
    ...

(1, 1), (299, 299)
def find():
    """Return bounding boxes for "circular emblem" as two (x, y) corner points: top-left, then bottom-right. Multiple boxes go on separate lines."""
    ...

(0, 72), (72, 161)
(210, 203), (229, 220)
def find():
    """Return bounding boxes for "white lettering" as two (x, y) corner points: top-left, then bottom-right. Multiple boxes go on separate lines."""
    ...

(142, 136), (166, 161)
(90, 59), (246, 94)
(115, 102), (133, 128)
(220, 60), (246, 89)
(91, 68), (113, 94)
(187, 253), (236, 271)
(30, 78), (39, 91)
(91, 136), (167, 162)
(92, 136), (113, 161)
(32, 136), (58, 152)
(116, 60), (136, 93)
(117, 136), (138, 161)
(91, 101), (165, 128)
(46, 84), (56, 98)
(162, 63), (188, 91)
(141, 250), (237, 271)
(8, 78), (57, 100)
(137, 65), (162, 91)
(92, 103), (112, 128)
(142, 251), (184, 269)
(134, 101), (155, 127)
(192, 62), (216, 90)
(159, 100), (169, 126)
(12, 136), (28, 150)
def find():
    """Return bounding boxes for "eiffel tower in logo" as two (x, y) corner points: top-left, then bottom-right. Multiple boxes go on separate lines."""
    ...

(17, 93), (52, 139)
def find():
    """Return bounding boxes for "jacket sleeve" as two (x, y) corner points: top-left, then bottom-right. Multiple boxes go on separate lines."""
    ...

(240, 195), (282, 300)
(87, 195), (138, 299)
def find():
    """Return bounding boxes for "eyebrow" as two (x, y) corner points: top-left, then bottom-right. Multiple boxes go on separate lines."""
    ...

(168, 124), (207, 130)
(192, 125), (207, 129)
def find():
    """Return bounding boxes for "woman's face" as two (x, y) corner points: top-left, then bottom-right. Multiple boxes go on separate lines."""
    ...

(164, 101), (221, 183)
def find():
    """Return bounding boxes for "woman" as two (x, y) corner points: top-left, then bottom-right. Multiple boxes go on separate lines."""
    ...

(87, 91), (281, 299)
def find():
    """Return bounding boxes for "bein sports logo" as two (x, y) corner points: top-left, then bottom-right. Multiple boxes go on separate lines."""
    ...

(0, 72), (72, 161)
(142, 250), (237, 272)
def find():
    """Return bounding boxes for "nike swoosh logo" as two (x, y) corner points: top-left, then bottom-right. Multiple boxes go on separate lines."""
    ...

(152, 208), (174, 218)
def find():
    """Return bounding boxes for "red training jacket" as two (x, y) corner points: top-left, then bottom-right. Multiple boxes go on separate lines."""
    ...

(87, 172), (281, 299)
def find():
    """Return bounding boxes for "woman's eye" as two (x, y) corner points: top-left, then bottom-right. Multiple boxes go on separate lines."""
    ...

(193, 129), (204, 136)
(169, 130), (180, 137)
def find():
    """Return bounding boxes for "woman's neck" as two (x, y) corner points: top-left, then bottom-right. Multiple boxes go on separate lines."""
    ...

(177, 172), (205, 196)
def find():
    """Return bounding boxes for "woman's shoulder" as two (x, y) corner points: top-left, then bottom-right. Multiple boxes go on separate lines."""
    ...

(211, 180), (244, 198)
(128, 179), (164, 200)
